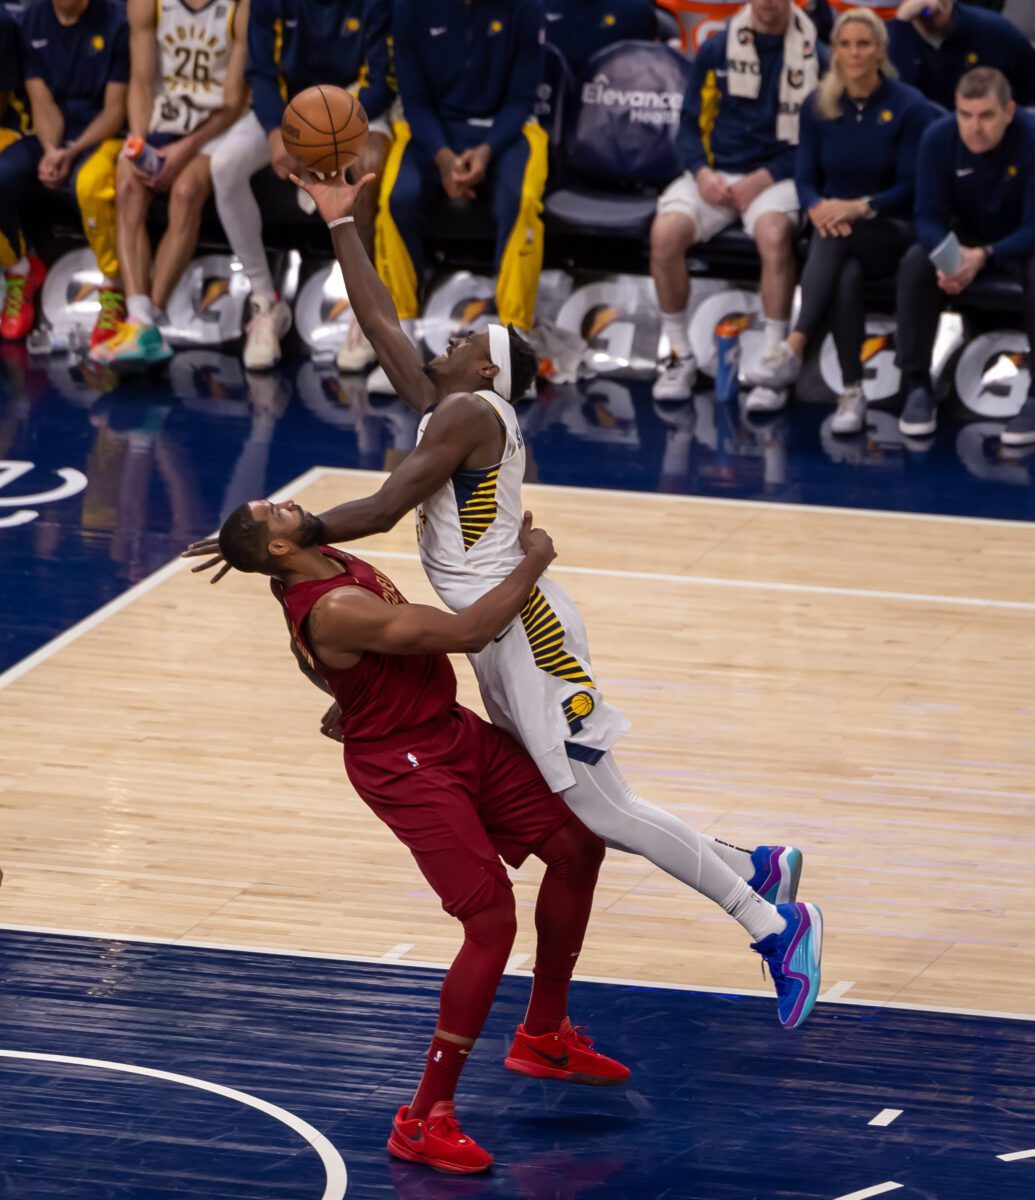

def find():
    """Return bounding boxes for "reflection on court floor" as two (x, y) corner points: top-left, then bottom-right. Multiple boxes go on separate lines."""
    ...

(2, 928), (1032, 1200)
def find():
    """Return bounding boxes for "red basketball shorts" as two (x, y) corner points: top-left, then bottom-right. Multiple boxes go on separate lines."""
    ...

(343, 705), (573, 921)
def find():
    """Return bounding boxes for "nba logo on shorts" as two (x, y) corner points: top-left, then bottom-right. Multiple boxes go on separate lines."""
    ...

(407, 753), (420, 768)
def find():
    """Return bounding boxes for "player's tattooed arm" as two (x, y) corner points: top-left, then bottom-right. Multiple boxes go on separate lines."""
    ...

(309, 514), (555, 659)
(286, 637), (342, 743)
(288, 635), (333, 695)
(315, 394), (499, 542)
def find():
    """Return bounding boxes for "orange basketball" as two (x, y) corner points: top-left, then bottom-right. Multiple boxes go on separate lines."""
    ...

(281, 85), (369, 178)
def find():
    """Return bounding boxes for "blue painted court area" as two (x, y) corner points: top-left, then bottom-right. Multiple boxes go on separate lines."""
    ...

(1, 929), (1032, 1199)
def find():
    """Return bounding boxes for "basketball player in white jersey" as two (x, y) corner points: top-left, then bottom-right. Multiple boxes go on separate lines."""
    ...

(186, 173), (825, 1028)
(92, 0), (250, 367)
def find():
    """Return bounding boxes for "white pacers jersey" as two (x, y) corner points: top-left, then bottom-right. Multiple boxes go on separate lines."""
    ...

(416, 390), (630, 793)
(150, 0), (236, 136)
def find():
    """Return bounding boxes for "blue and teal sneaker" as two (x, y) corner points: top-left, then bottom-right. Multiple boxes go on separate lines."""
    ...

(90, 321), (172, 368)
(751, 901), (824, 1029)
(747, 845), (803, 905)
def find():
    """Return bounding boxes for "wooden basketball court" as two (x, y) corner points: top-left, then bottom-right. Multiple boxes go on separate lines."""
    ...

(3, 467), (1033, 1018)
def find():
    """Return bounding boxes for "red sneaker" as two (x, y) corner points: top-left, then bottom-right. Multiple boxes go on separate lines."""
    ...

(1, 255), (46, 340)
(386, 1101), (493, 1174)
(90, 286), (126, 349)
(505, 1017), (630, 1086)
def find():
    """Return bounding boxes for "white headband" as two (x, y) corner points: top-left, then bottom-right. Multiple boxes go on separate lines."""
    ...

(487, 323), (512, 401)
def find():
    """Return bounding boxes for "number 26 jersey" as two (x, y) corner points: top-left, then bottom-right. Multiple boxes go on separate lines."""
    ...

(151, 0), (236, 136)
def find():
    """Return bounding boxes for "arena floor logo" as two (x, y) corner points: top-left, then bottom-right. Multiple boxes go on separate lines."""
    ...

(687, 282), (764, 377)
(0, 459), (87, 529)
(954, 331), (1031, 418)
(555, 275), (660, 375)
(294, 263), (356, 358)
(39, 247), (105, 340)
(167, 348), (254, 412)
(420, 272), (498, 358)
(163, 255), (250, 346)
(819, 317), (901, 402)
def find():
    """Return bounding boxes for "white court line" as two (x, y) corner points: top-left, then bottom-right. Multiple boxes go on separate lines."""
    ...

(821, 981), (856, 1002)
(380, 943), (414, 961)
(0, 465), (327, 693)
(4, 463), (1035, 696)
(998, 1149), (1035, 1162)
(868, 1109), (903, 1127)
(505, 953), (530, 972)
(832, 1185), (903, 1200)
(360, 547), (1035, 613)
(329, 466), (1035, 532)
(3, 923), (1034, 1025)
(0, 1049), (347, 1200)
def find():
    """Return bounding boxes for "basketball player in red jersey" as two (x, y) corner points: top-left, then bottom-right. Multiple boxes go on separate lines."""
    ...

(215, 497), (628, 1174)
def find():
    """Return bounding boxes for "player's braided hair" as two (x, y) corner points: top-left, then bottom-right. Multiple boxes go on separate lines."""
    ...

(219, 502), (272, 574)
(507, 325), (538, 401)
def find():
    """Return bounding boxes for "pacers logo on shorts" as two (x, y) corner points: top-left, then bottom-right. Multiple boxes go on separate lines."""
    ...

(562, 691), (595, 735)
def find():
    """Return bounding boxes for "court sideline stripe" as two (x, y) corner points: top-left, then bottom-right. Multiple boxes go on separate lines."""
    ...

(2, 923), (1033, 1026)
(0, 1049), (347, 1200)
(0, 466), (327, 693)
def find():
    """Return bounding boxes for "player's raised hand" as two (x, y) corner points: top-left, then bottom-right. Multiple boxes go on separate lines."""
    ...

(180, 537), (232, 584)
(290, 170), (376, 225)
(518, 510), (556, 569)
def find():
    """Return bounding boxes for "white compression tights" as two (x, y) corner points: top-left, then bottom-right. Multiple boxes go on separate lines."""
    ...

(564, 752), (784, 941)
(208, 111), (277, 298)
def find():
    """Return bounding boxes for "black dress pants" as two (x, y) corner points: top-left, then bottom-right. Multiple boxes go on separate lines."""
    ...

(795, 219), (912, 385)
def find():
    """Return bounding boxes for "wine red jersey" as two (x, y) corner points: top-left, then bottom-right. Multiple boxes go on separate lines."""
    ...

(272, 547), (457, 744)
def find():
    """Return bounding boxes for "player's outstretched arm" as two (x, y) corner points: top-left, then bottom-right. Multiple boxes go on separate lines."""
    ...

(291, 171), (436, 415)
(181, 396), (494, 576)
(311, 513), (554, 659)
(315, 393), (500, 542)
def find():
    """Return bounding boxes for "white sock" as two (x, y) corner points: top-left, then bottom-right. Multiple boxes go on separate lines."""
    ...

(705, 836), (756, 880)
(661, 309), (691, 358)
(126, 295), (155, 326)
(725, 877), (787, 941)
(564, 752), (786, 941)
(8, 256), (30, 276)
(764, 317), (789, 353)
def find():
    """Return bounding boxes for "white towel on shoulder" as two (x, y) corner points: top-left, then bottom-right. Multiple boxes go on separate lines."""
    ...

(725, 3), (819, 145)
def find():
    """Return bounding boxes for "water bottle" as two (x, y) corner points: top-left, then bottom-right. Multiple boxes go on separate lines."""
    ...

(714, 318), (747, 403)
(123, 135), (161, 175)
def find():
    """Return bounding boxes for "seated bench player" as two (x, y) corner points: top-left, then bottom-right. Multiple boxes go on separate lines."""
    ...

(209, 0), (394, 372)
(1, 0), (128, 345)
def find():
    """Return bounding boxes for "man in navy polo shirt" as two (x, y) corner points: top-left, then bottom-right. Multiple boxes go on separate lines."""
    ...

(0, 6), (30, 140)
(0, 0), (129, 343)
(890, 0), (1035, 109)
(896, 67), (1035, 443)
(375, 0), (546, 396)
